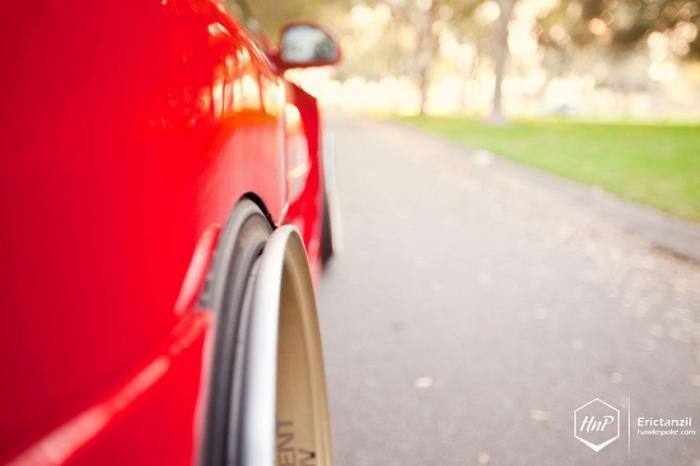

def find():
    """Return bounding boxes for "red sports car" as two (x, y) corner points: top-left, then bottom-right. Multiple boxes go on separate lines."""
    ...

(0, 1), (339, 464)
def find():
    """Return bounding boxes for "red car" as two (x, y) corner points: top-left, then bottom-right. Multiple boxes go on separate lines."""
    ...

(0, 1), (339, 464)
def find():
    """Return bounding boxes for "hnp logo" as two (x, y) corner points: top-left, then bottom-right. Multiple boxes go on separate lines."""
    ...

(574, 398), (620, 452)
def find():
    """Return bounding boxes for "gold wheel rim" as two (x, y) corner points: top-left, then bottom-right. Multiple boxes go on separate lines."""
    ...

(275, 231), (333, 466)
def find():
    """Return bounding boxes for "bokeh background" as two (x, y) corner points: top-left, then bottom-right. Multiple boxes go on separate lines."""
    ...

(239, 1), (699, 464)
(250, 0), (700, 120)
(244, 0), (699, 222)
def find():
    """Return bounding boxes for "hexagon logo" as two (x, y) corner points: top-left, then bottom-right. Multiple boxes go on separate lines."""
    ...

(574, 398), (620, 452)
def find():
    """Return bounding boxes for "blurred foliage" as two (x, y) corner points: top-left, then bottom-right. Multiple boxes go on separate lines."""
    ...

(236, 0), (699, 69)
(539, 0), (700, 59)
(231, 0), (699, 118)
(227, 0), (336, 37)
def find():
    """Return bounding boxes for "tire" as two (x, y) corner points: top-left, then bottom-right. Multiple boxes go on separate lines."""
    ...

(201, 199), (333, 466)
(320, 132), (342, 266)
(320, 191), (334, 264)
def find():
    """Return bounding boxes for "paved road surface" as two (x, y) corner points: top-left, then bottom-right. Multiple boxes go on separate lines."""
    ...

(317, 117), (700, 466)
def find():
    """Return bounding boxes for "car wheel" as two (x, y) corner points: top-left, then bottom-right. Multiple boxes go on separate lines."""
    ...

(320, 191), (335, 264)
(321, 133), (342, 266)
(201, 199), (333, 466)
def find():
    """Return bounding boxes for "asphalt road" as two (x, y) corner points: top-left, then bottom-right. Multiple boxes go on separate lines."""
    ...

(317, 116), (700, 466)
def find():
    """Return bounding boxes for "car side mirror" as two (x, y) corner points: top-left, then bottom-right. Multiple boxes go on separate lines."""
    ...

(272, 23), (341, 71)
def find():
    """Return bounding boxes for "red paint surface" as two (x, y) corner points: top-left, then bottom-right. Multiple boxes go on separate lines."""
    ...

(0, 0), (326, 463)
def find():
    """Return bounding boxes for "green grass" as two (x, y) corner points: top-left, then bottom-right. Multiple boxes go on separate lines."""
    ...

(399, 116), (700, 222)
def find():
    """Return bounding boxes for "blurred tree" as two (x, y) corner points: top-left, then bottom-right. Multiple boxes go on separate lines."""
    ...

(415, 1), (439, 114)
(376, 0), (497, 115)
(535, 0), (698, 113)
(335, 0), (443, 114)
(443, 0), (517, 122)
(440, 1), (494, 112)
(224, 0), (699, 118)
(489, 0), (516, 124)
(225, 0), (340, 40)
(538, 0), (700, 61)
(241, 0), (522, 118)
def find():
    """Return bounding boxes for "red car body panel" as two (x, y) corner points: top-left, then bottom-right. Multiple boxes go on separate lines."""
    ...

(0, 0), (325, 464)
